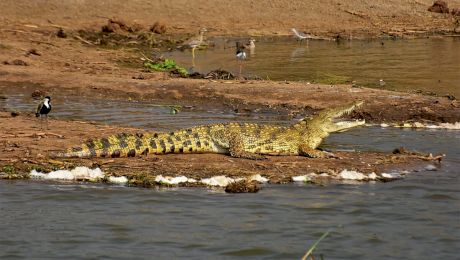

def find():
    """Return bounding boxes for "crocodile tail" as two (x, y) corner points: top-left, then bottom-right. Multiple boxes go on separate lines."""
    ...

(51, 133), (153, 158)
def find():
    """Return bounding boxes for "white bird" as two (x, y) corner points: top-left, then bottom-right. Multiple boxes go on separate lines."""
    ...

(245, 39), (256, 56)
(291, 28), (308, 42)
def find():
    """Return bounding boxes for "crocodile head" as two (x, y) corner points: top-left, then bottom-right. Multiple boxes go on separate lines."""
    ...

(295, 101), (365, 149)
(311, 100), (365, 133)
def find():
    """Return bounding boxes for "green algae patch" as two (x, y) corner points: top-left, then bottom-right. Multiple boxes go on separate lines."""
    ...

(144, 59), (188, 77)
(313, 73), (352, 85)
(127, 172), (157, 188)
(0, 165), (29, 179)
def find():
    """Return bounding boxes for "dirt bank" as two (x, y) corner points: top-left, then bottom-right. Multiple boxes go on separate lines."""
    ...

(1, 0), (460, 37)
(0, 1), (457, 190)
(0, 11), (459, 124)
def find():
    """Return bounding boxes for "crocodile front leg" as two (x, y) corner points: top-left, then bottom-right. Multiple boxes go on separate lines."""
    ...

(299, 144), (334, 158)
(228, 133), (266, 160)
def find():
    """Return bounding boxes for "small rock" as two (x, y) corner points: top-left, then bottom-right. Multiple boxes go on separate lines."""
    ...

(27, 49), (41, 56)
(444, 94), (456, 100)
(392, 147), (408, 154)
(132, 74), (145, 80)
(225, 180), (259, 193)
(421, 106), (435, 115)
(57, 28), (67, 38)
(31, 89), (45, 99)
(102, 21), (120, 33)
(10, 111), (19, 117)
(428, 0), (449, 13)
(451, 7), (460, 16)
(4, 59), (28, 66)
(150, 22), (167, 34)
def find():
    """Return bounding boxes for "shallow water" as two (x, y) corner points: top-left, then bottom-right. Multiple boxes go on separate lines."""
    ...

(1, 127), (459, 259)
(0, 91), (296, 131)
(168, 37), (460, 97)
(1, 91), (459, 259)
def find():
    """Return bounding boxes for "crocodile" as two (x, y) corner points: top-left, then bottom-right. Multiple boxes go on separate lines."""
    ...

(52, 101), (365, 159)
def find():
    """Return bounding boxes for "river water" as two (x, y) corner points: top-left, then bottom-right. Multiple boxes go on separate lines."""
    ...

(168, 37), (460, 97)
(1, 89), (459, 259)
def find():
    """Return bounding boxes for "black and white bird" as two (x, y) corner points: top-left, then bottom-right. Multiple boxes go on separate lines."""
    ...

(36, 96), (52, 129)
(236, 42), (247, 78)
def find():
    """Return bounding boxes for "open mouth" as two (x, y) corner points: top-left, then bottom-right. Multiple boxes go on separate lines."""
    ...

(334, 119), (366, 132)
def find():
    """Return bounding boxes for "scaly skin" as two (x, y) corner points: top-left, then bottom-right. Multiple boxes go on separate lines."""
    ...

(52, 101), (365, 159)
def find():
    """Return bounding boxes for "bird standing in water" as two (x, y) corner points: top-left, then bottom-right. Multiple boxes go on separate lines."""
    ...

(244, 39), (256, 56)
(186, 28), (208, 67)
(236, 41), (247, 79)
(291, 28), (308, 44)
(36, 96), (52, 129)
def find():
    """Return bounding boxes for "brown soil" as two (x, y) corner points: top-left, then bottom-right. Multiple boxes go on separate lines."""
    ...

(1, 0), (460, 37)
(0, 1), (457, 189)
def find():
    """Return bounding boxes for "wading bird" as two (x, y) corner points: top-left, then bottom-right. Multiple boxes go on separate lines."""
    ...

(291, 28), (308, 44)
(186, 28), (207, 67)
(244, 39), (256, 56)
(36, 96), (52, 129)
(236, 41), (247, 79)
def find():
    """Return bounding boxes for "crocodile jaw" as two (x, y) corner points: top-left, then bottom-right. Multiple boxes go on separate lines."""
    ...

(333, 119), (366, 132)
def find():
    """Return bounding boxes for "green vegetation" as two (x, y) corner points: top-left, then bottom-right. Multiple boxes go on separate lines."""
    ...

(144, 59), (188, 77)
(2, 165), (16, 175)
(127, 173), (157, 187)
(0, 165), (29, 179)
(314, 72), (352, 85)
(301, 229), (332, 260)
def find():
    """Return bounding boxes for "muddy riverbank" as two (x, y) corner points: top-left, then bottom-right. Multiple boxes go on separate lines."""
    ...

(0, 1), (458, 191)
(0, 111), (443, 190)
(1, 0), (460, 37)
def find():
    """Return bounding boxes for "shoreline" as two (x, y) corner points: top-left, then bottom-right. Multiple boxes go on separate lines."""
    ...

(1, 0), (459, 191)
(0, 111), (445, 192)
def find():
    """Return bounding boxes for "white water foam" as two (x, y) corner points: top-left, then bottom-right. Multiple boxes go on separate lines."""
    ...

(108, 176), (129, 184)
(380, 122), (460, 130)
(201, 176), (235, 187)
(339, 170), (366, 180)
(30, 167), (104, 181)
